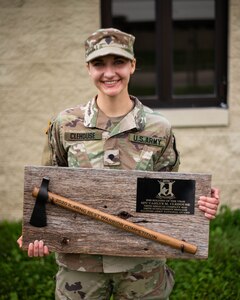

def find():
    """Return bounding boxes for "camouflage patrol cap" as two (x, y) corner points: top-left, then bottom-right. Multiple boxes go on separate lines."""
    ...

(85, 28), (135, 62)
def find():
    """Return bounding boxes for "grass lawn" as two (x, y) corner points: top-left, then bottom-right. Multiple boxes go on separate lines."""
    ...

(0, 205), (239, 299)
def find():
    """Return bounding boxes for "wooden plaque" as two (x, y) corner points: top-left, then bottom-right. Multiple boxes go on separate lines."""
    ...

(22, 166), (211, 259)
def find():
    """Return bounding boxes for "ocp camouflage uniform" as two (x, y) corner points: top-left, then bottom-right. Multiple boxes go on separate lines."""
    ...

(42, 96), (180, 300)
(84, 28), (135, 62)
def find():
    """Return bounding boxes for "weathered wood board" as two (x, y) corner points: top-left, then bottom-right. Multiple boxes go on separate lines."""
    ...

(22, 166), (211, 259)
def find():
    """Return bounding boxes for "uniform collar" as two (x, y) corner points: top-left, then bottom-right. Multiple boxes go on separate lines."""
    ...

(83, 96), (146, 133)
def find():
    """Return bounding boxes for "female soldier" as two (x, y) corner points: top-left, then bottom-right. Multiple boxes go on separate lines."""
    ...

(18, 28), (220, 299)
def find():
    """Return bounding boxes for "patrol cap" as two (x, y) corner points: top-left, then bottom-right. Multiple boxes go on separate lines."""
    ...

(85, 28), (135, 62)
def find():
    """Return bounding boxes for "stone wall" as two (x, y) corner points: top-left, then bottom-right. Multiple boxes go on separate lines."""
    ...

(0, 0), (239, 221)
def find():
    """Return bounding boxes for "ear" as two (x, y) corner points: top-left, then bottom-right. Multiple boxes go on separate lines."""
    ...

(130, 59), (136, 75)
(86, 63), (91, 76)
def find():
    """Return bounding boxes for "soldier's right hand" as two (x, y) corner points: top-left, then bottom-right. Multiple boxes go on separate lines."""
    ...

(17, 235), (50, 257)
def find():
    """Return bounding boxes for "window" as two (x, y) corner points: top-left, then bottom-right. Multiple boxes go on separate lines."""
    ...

(101, 0), (228, 108)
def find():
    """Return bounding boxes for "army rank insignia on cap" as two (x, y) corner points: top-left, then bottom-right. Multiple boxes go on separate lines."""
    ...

(65, 131), (102, 141)
(129, 134), (166, 147)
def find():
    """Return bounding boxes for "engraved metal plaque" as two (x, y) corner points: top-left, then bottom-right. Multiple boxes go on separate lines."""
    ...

(136, 178), (195, 214)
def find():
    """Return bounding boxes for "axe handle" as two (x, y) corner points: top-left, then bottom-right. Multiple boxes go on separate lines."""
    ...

(32, 187), (197, 254)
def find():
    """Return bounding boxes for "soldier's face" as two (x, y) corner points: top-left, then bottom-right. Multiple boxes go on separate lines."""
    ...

(87, 55), (136, 98)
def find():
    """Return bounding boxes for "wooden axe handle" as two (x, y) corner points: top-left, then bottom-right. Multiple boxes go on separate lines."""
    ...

(32, 187), (197, 254)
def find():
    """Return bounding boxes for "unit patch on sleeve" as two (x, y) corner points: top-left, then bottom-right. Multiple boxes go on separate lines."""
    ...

(65, 131), (102, 141)
(129, 133), (166, 147)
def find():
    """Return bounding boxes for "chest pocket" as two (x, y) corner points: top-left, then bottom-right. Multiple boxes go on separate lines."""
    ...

(128, 134), (166, 171)
(135, 144), (161, 171)
(65, 131), (104, 168)
(67, 142), (92, 168)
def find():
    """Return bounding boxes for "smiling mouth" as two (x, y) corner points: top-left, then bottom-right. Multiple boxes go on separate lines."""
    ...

(102, 80), (120, 86)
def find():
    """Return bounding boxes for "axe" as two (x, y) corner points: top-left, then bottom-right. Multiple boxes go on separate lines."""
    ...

(30, 177), (198, 254)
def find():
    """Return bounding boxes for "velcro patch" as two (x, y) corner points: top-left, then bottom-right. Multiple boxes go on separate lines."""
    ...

(65, 131), (102, 141)
(104, 149), (120, 166)
(129, 134), (166, 147)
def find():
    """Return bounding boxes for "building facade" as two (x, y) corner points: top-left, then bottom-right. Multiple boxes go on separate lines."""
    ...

(0, 0), (239, 220)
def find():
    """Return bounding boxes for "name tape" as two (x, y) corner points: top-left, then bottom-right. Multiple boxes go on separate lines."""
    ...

(65, 132), (102, 141)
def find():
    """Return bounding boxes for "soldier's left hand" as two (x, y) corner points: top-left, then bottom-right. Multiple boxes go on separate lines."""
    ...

(198, 187), (220, 219)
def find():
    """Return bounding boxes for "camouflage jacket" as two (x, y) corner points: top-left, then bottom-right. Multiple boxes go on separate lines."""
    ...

(42, 96), (180, 273)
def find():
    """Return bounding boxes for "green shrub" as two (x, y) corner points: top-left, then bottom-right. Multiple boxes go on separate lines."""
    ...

(0, 221), (57, 300)
(168, 206), (240, 299)
(0, 206), (239, 299)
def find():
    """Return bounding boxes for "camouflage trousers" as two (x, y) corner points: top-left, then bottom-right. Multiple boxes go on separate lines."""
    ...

(55, 264), (174, 300)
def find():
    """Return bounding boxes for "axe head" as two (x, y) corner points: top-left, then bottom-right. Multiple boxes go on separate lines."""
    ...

(29, 177), (50, 227)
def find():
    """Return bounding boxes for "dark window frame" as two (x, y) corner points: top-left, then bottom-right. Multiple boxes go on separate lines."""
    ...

(101, 0), (228, 108)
